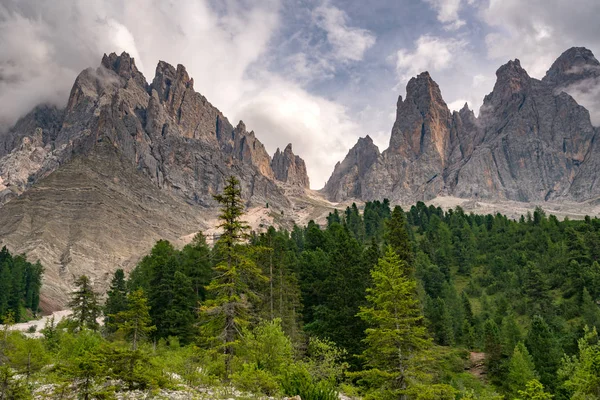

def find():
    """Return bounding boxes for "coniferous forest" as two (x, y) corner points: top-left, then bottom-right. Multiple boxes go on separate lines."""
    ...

(1, 177), (600, 399)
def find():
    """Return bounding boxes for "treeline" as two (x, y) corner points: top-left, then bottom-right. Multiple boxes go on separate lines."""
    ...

(0, 246), (42, 323)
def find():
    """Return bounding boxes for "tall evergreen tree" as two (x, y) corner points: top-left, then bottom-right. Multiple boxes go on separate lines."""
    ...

(357, 246), (433, 398)
(68, 275), (101, 332)
(165, 272), (197, 344)
(506, 342), (538, 398)
(104, 269), (128, 332)
(384, 206), (413, 269)
(201, 176), (267, 375)
(525, 315), (561, 390)
(110, 289), (155, 350)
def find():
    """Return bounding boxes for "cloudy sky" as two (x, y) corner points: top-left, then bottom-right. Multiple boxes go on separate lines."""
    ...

(1, 0), (599, 188)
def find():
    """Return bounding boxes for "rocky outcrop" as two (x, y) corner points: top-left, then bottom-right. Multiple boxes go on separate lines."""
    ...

(271, 144), (310, 188)
(323, 136), (380, 201)
(324, 47), (600, 204)
(543, 47), (600, 87)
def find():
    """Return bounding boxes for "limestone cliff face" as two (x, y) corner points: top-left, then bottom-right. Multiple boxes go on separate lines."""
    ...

(0, 52), (297, 309)
(271, 144), (310, 188)
(323, 136), (380, 202)
(324, 47), (600, 204)
(0, 52), (289, 209)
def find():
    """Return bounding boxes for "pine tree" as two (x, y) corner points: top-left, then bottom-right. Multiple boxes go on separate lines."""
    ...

(104, 269), (128, 332)
(558, 325), (600, 399)
(581, 287), (600, 329)
(68, 275), (101, 332)
(180, 233), (212, 301)
(165, 272), (197, 344)
(147, 240), (178, 339)
(507, 342), (538, 398)
(110, 289), (155, 350)
(201, 176), (267, 376)
(483, 319), (503, 384)
(384, 206), (413, 269)
(356, 246), (432, 397)
(525, 315), (561, 390)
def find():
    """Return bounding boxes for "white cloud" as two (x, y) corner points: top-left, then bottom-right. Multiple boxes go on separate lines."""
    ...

(481, 0), (600, 78)
(312, 2), (376, 62)
(0, 0), (374, 189)
(235, 76), (363, 187)
(424, 0), (465, 30)
(447, 99), (471, 112)
(396, 35), (467, 81)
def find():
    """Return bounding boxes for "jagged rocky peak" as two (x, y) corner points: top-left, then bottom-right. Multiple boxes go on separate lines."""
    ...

(152, 61), (194, 104)
(271, 143), (310, 188)
(488, 59), (531, 101)
(227, 120), (275, 180)
(389, 71), (451, 162)
(322, 135), (381, 201)
(100, 51), (148, 90)
(544, 47), (600, 85)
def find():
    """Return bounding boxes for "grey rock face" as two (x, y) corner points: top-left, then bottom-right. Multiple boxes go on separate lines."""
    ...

(324, 47), (600, 204)
(543, 47), (600, 87)
(322, 136), (380, 202)
(0, 51), (290, 209)
(271, 144), (310, 188)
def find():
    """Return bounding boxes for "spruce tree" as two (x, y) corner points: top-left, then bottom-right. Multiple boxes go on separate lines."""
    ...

(515, 380), (553, 400)
(68, 275), (101, 332)
(357, 246), (432, 397)
(104, 269), (128, 332)
(525, 315), (561, 390)
(201, 176), (267, 375)
(507, 342), (538, 398)
(165, 272), (197, 344)
(110, 289), (155, 350)
(581, 287), (600, 329)
(384, 206), (413, 269)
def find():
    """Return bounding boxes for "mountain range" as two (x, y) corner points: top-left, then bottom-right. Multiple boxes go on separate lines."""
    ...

(1, 47), (599, 310)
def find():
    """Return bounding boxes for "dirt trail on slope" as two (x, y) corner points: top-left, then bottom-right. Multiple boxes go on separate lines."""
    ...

(468, 351), (486, 379)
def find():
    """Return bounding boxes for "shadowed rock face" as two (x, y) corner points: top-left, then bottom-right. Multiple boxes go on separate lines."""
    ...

(271, 144), (310, 188)
(324, 47), (600, 204)
(323, 136), (380, 202)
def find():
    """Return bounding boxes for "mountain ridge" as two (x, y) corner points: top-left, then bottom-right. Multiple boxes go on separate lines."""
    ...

(323, 46), (600, 204)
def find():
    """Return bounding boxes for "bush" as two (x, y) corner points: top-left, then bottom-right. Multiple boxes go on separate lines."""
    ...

(304, 337), (348, 385)
(231, 363), (280, 396)
(281, 365), (338, 400)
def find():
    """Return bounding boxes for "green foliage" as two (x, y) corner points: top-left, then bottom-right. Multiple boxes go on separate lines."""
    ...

(0, 247), (42, 323)
(280, 365), (339, 400)
(356, 246), (431, 398)
(201, 176), (268, 375)
(525, 316), (561, 390)
(68, 275), (101, 332)
(515, 380), (553, 400)
(0, 365), (31, 399)
(110, 288), (156, 350)
(304, 337), (349, 385)
(558, 325), (600, 399)
(507, 342), (538, 398)
(104, 268), (128, 332)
